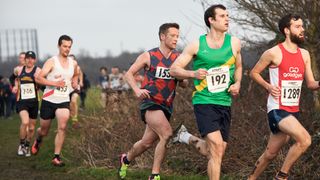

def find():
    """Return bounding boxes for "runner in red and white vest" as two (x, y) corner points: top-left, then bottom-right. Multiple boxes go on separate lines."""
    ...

(33, 35), (79, 167)
(249, 14), (320, 179)
(267, 43), (305, 113)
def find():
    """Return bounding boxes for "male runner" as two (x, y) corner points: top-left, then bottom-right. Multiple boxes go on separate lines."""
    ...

(33, 35), (78, 166)
(248, 14), (316, 180)
(68, 54), (83, 129)
(13, 51), (41, 157)
(118, 23), (187, 180)
(170, 4), (242, 180)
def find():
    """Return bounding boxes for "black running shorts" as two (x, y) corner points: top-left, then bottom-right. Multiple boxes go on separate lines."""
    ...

(16, 100), (39, 119)
(194, 104), (231, 142)
(40, 100), (70, 120)
(267, 109), (300, 134)
(140, 104), (171, 124)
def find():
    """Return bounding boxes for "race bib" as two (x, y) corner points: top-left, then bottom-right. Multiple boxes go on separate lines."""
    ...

(54, 80), (70, 97)
(20, 83), (36, 100)
(155, 67), (173, 79)
(281, 80), (302, 106)
(206, 66), (230, 93)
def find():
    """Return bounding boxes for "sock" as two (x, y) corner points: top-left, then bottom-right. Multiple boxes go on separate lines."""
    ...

(123, 155), (130, 165)
(36, 136), (42, 143)
(277, 171), (289, 178)
(180, 131), (192, 144)
(54, 154), (60, 159)
(25, 141), (30, 147)
(150, 173), (160, 178)
(20, 139), (25, 145)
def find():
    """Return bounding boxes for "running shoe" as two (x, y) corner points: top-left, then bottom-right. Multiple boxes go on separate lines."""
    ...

(118, 153), (129, 179)
(148, 175), (161, 180)
(17, 144), (25, 156)
(52, 157), (65, 167)
(31, 139), (41, 155)
(24, 146), (31, 157)
(172, 124), (188, 143)
(274, 171), (289, 180)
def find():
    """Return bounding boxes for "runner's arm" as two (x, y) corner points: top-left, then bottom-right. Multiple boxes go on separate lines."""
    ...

(250, 49), (280, 97)
(78, 66), (84, 88)
(34, 67), (43, 91)
(233, 37), (242, 86)
(125, 52), (151, 99)
(12, 67), (23, 94)
(35, 58), (65, 87)
(228, 37), (242, 96)
(302, 49), (320, 90)
(170, 41), (207, 80)
(71, 61), (79, 89)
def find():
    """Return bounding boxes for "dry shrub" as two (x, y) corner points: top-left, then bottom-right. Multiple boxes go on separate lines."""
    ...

(74, 76), (320, 178)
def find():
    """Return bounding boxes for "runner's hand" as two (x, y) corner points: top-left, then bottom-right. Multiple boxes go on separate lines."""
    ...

(193, 69), (207, 80)
(55, 80), (65, 88)
(71, 80), (78, 89)
(134, 88), (150, 100)
(228, 83), (240, 96)
(267, 85), (280, 98)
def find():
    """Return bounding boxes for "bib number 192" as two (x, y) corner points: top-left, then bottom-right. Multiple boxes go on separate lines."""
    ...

(206, 66), (230, 93)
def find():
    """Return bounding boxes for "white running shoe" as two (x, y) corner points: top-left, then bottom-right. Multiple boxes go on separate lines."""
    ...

(172, 124), (188, 143)
(24, 146), (31, 157)
(17, 144), (25, 156)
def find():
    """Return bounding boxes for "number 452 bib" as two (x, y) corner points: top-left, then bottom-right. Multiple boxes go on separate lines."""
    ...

(206, 66), (230, 93)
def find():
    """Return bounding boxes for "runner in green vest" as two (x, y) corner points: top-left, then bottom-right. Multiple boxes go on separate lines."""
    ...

(170, 4), (242, 180)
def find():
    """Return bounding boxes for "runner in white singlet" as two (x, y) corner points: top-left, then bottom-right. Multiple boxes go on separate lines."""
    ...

(32, 35), (78, 167)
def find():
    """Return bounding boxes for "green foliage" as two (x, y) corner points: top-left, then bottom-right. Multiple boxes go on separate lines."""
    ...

(83, 87), (103, 113)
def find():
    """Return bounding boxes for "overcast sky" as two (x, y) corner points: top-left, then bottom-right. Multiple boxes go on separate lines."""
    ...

(1, 0), (233, 59)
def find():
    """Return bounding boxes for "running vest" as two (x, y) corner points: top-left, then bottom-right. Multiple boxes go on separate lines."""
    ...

(192, 34), (235, 106)
(17, 66), (38, 101)
(267, 43), (305, 113)
(42, 56), (74, 103)
(140, 48), (179, 112)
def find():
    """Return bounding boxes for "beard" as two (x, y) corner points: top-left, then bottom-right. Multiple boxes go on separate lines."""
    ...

(290, 33), (305, 45)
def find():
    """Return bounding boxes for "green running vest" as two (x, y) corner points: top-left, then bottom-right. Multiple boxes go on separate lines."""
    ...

(192, 33), (235, 106)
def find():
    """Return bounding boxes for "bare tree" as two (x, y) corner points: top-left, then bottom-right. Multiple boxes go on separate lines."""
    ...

(199, 0), (320, 108)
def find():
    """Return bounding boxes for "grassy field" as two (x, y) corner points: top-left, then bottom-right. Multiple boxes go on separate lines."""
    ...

(0, 116), (212, 180)
(0, 88), (215, 180)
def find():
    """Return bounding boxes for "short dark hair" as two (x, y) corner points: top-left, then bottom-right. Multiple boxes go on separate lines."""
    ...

(158, 23), (179, 40)
(204, 4), (226, 28)
(100, 67), (107, 71)
(58, 35), (73, 46)
(278, 14), (302, 35)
